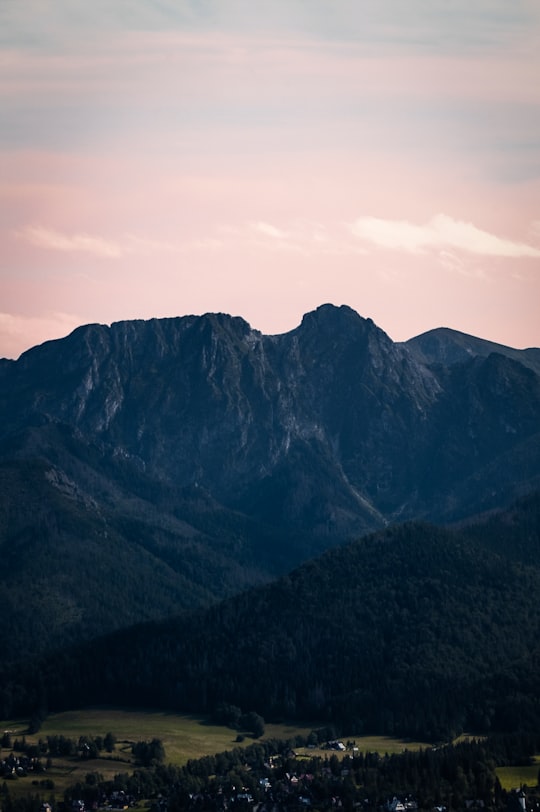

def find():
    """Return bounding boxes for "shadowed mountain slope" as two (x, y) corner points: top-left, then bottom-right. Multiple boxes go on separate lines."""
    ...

(404, 326), (540, 375)
(5, 492), (540, 741)
(1, 304), (539, 662)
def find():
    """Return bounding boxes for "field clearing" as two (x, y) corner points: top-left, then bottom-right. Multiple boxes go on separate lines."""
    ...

(0, 708), (432, 800)
(294, 734), (431, 760)
(496, 758), (540, 791)
(2, 708), (322, 764)
(1, 708), (431, 764)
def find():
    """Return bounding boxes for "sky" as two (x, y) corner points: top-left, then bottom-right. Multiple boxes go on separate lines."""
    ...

(1, 0), (540, 359)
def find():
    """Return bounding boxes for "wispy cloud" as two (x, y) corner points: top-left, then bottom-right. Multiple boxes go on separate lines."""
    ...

(349, 214), (540, 258)
(250, 221), (288, 239)
(20, 226), (123, 258)
(2, 0), (537, 52)
(18, 226), (180, 258)
(216, 220), (368, 256)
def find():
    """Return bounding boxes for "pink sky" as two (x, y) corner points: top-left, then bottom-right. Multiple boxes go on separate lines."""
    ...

(1, 1), (540, 358)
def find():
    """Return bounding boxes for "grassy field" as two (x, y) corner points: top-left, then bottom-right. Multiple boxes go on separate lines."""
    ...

(293, 734), (431, 760)
(3, 708), (321, 763)
(2, 708), (431, 763)
(496, 758), (540, 791)
(0, 707), (432, 800)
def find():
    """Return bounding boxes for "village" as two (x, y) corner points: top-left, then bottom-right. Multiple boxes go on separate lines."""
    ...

(2, 732), (539, 812)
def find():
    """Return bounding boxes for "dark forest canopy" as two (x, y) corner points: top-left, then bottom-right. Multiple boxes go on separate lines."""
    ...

(2, 491), (540, 742)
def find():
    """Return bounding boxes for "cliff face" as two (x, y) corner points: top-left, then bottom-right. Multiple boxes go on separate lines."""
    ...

(1, 304), (539, 659)
(3, 304), (540, 527)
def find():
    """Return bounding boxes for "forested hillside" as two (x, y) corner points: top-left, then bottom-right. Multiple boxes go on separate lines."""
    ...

(0, 457), (285, 663)
(3, 492), (540, 740)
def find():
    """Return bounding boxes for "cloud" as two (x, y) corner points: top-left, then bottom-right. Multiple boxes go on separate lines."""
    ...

(17, 227), (180, 258)
(3, 0), (536, 53)
(216, 220), (367, 256)
(349, 213), (540, 258)
(21, 226), (123, 258)
(250, 221), (288, 239)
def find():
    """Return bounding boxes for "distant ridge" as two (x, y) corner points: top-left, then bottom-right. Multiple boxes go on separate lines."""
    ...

(404, 326), (540, 375)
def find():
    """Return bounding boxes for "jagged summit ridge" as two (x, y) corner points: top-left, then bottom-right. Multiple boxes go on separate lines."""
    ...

(1, 303), (540, 661)
(2, 303), (539, 527)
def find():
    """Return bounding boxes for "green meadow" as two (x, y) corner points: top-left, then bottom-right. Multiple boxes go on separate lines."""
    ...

(3, 708), (316, 764)
(495, 759), (540, 791)
(0, 707), (432, 800)
(2, 708), (431, 764)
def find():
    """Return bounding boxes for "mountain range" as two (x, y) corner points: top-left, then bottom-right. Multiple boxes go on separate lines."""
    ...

(1, 303), (539, 665)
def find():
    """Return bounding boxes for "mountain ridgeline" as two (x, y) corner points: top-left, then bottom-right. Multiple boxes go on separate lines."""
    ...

(1, 304), (540, 664)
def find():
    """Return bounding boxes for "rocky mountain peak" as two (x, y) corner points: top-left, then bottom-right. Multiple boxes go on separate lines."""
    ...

(295, 303), (384, 345)
(0, 305), (539, 537)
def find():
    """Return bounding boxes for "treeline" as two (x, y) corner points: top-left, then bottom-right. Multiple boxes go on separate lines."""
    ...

(212, 704), (266, 738)
(2, 496), (540, 740)
(2, 731), (117, 760)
